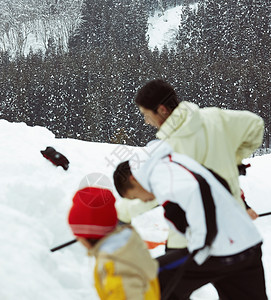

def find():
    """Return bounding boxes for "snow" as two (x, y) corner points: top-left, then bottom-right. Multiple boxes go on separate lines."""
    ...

(1, 2), (270, 298)
(147, 4), (198, 51)
(147, 6), (183, 51)
(2, 3), (188, 56)
(0, 119), (271, 299)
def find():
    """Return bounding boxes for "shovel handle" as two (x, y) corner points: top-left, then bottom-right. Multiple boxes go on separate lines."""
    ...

(258, 212), (271, 217)
(50, 239), (77, 252)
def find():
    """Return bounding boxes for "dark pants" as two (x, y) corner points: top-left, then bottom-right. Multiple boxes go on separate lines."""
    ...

(158, 244), (267, 300)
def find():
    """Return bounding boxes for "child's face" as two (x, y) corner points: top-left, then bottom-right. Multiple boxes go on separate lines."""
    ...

(124, 177), (155, 202)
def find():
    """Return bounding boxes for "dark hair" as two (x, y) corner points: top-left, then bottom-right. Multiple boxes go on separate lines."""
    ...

(113, 161), (133, 197)
(135, 79), (179, 113)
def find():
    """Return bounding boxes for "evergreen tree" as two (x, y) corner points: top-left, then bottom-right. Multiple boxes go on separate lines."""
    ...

(176, 0), (271, 144)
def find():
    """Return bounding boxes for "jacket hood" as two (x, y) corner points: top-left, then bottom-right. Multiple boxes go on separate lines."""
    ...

(92, 226), (158, 281)
(157, 101), (202, 139)
(129, 141), (173, 192)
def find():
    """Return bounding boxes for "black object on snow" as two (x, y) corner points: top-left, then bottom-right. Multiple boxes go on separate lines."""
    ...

(50, 239), (77, 252)
(41, 146), (69, 170)
(259, 212), (271, 217)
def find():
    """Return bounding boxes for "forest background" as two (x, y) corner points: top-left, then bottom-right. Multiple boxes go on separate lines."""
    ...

(0, 0), (270, 149)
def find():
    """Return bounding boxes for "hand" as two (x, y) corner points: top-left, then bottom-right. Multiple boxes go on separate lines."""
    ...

(238, 163), (251, 176)
(247, 208), (259, 220)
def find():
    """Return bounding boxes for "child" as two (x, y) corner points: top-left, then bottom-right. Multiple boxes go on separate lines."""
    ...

(68, 187), (160, 300)
(113, 141), (267, 300)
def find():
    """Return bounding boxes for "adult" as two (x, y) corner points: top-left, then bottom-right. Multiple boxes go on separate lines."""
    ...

(135, 79), (264, 221)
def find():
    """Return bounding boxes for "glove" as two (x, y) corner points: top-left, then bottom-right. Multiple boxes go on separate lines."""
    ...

(41, 146), (69, 170)
(238, 163), (251, 176)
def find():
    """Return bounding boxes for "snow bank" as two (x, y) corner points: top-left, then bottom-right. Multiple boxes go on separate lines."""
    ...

(0, 120), (270, 299)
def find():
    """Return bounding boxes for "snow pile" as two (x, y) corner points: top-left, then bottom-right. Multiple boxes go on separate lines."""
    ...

(0, 120), (270, 299)
(0, 120), (119, 300)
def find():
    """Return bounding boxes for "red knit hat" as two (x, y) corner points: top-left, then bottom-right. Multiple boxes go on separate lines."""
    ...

(68, 187), (118, 239)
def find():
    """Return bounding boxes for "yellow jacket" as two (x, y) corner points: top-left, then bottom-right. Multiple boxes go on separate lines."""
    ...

(157, 101), (264, 206)
(155, 102), (264, 248)
(90, 225), (160, 300)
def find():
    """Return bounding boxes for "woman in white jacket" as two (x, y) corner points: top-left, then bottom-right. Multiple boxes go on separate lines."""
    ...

(113, 142), (267, 300)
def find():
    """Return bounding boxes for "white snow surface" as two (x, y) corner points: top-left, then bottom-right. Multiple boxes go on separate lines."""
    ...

(0, 120), (271, 299)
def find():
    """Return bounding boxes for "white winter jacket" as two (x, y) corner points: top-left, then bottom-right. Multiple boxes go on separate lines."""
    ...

(130, 142), (262, 265)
